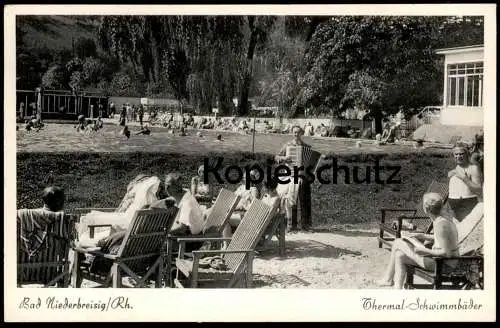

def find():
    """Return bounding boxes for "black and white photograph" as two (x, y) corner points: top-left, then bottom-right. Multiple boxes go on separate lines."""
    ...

(5, 4), (496, 322)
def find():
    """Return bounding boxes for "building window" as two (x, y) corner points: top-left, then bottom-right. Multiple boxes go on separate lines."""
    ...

(447, 62), (483, 107)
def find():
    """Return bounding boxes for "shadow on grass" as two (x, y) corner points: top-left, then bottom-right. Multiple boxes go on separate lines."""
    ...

(258, 239), (362, 260)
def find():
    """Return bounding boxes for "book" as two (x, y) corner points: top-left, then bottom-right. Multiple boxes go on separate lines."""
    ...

(400, 235), (426, 250)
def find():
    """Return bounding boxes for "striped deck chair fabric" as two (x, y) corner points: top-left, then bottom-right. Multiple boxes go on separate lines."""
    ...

(17, 209), (77, 287)
(73, 208), (178, 288)
(175, 199), (273, 288)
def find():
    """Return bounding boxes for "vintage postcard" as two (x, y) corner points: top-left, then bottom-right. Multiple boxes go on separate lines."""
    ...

(4, 4), (496, 322)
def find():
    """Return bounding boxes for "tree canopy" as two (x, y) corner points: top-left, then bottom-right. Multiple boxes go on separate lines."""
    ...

(17, 15), (484, 119)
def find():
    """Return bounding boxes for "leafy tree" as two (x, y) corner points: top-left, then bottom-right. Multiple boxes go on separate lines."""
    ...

(298, 16), (449, 130)
(74, 37), (98, 58)
(256, 18), (306, 117)
(98, 16), (247, 114)
(81, 57), (105, 84)
(236, 16), (276, 116)
(439, 16), (484, 48)
(69, 71), (84, 92)
(41, 64), (65, 89)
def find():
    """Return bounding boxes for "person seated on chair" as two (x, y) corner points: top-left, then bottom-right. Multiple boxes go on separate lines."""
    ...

(222, 169), (261, 239)
(18, 186), (69, 260)
(77, 175), (164, 247)
(156, 172), (208, 252)
(448, 143), (483, 222)
(92, 173), (207, 267)
(377, 193), (459, 289)
(191, 165), (213, 205)
(92, 179), (173, 258)
(257, 176), (282, 246)
(85, 179), (176, 276)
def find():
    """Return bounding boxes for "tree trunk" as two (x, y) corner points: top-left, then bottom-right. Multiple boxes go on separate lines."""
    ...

(238, 62), (253, 116)
(371, 107), (384, 134)
(238, 18), (258, 117)
(148, 28), (160, 83)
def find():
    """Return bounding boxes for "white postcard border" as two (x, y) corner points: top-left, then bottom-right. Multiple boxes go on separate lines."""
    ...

(4, 4), (496, 322)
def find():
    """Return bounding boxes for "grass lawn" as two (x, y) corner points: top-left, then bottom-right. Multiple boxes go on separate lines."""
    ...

(15, 123), (455, 227)
(16, 150), (454, 227)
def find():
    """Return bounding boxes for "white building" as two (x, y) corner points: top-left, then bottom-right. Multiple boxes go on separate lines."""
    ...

(436, 45), (484, 126)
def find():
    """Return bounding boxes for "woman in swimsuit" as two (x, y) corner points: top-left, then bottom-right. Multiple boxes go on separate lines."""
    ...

(378, 193), (459, 289)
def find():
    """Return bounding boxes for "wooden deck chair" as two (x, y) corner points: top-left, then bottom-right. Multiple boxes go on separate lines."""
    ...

(378, 180), (449, 248)
(174, 198), (273, 288)
(166, 188), (240, 251)
(405, 202), (484, 289)
(17, 209), (77, 287)
(165, 188), (240, 284)
(200, 188), (241, 235)
(72, 208), (177, 288)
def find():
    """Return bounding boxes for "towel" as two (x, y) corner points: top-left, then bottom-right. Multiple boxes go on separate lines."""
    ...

(116, 175), (162, 213)
(77, 176), (162, 243)
(198, 256), (228, 271)
(17, 208), (68, 259)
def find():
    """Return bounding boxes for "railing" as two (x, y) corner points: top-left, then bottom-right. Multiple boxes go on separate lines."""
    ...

(16, 89), (109, 119)
(417, 106), (442, 125)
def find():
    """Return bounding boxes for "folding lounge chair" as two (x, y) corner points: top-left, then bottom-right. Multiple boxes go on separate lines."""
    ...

(166, 188), (240, 284)
(174, 198), (274, 288)
(405, 203), (484, 289)
(198, 188), (241, 237)
(378, 180), (449, 248)
(72, 208), (178, 288)
(17, 209), (77, 287)
(167, 188), (240, 255)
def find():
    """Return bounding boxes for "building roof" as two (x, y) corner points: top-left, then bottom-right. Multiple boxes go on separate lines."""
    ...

(436, 45), (484, 55)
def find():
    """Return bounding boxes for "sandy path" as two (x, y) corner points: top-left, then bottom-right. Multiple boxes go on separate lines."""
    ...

(77, 229), (399, 289)
(252, 230), (389, 289)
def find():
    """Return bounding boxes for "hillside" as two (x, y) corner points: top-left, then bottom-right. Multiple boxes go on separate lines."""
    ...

(17, 15), (100, 51)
